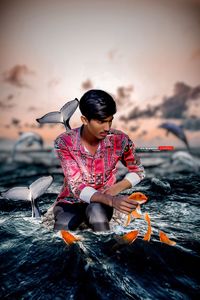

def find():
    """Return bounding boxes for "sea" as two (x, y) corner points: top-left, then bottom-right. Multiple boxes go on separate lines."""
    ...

(0, 146), (199, 300)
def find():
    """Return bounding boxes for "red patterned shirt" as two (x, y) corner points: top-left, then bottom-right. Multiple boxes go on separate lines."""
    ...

(54, 127), (145, 204)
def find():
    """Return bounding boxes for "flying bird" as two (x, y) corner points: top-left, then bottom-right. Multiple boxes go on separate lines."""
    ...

(159, 122), (190, 149)
(36, 98), (79, 130)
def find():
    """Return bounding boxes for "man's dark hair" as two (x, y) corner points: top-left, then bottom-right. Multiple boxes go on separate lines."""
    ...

(79, 89), (117, 121)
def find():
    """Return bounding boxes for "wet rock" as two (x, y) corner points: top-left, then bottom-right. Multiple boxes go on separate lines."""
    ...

(151, 177), (171, 194)
(171, 151), (200, 172)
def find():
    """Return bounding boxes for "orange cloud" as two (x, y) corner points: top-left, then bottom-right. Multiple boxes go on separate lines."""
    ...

(81, 79), (93, 90)
(3, 64), (35, 88)
(0, 101), (15, 110)
(191, 48), (200, 60)
(108, 49), (118, 61)
(115, 85), (134, 106)
(48, 77), (62, 88)
(122, 82), (200, 121)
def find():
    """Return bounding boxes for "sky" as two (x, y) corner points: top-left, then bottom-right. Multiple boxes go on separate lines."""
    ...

(0, 0), (200, 149)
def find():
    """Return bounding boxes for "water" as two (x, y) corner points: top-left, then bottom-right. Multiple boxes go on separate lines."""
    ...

(0, 149), (199, 299)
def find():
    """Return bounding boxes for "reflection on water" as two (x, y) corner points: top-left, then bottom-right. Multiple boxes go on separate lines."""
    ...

(0, 149), (199, 299)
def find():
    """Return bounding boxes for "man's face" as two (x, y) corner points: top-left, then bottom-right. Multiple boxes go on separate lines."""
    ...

(83, 115), (114, 140)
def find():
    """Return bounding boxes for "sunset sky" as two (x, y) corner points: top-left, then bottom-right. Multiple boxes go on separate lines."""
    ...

(0, 0), (200, 149)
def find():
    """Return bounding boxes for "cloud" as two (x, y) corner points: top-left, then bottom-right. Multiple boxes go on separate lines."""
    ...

(11, 118), (21, 127)
(30, 124), (38, 128)
(0, 101), (15, 110)
(3, 64), (35, 88)
(117, 85), (134, 98)
(48, 124), (57, 128)
(121, 104), (159, 120)
(108, 49), (118, 61)
(160, 82), (200, 119)
(115, 85), (134, 106)
(130, 125), (139, 132)
(23, 122), (56, 129)
(191, 48), (200, 60)
(23, 122), (41, 128)
(182, 118), (200, 131)
(121, 82), (200, 121)
(81, 79), (93, 90)
(7, 94), (14, 101)
(0, 94), (16, 110)
(48, 77), (62, 88)
(138, 130), (148, 138)
(28, 106), (38, 111)
(188, 86), (200, 100)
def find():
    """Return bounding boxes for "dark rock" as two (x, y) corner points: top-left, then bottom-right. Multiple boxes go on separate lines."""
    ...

(151, 177), (171, 194)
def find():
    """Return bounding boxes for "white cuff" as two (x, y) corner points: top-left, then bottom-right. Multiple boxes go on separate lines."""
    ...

(124, 173), (141, 187)
(79, 186), (97, 203)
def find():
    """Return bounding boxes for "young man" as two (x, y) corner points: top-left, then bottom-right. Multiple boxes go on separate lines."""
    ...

(53, 89), (145, 231)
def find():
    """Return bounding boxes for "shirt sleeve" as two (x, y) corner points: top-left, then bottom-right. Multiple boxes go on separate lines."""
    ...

(121, 136), (145, 187)
(54, 136), (97, 202)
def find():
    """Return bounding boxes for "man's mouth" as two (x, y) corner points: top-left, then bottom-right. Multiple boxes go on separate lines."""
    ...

(99, 132), (108, 137)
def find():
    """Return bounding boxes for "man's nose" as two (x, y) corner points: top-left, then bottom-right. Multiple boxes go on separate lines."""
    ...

(103, 122), (110, 131)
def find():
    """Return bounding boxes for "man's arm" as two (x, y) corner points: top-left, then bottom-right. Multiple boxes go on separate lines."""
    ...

(90, 190), (138, 215)
(55, 136), (92, 200)
(103, 178), (132, 196)
(120, 137), (145, 186)
(102, 137), (145, 200)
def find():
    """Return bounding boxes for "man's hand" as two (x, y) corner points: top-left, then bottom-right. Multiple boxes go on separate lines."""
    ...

(91, 191), (137, 214)
(112, 195), (138, 214)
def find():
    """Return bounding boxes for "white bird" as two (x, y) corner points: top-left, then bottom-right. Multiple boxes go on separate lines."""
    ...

(36, 98), (79, 130)
(1, 176), (53, 218)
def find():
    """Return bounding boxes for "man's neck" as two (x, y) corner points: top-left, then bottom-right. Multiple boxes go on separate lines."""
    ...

(81, 125), (99, 146)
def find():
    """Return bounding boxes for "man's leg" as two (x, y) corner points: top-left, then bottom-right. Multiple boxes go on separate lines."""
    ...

(85, 203), (113, 231)
(53, 202), (87, 231)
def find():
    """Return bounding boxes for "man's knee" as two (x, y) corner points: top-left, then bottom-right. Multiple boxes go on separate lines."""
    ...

(86, 203), (113, 231)
(53, 204), (72, 231)
(86, 203), (109, 222)
(53, 207), (69, 231)
(53, 203), (86, 231)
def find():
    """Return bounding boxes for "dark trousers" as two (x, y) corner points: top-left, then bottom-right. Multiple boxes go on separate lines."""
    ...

(53, 202), (113, 232)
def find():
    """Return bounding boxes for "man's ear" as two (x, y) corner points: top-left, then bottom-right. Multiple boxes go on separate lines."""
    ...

(81, 115), (88, 125)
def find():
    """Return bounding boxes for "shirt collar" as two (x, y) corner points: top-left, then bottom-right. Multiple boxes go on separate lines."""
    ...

(72, 126), (112, 154)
